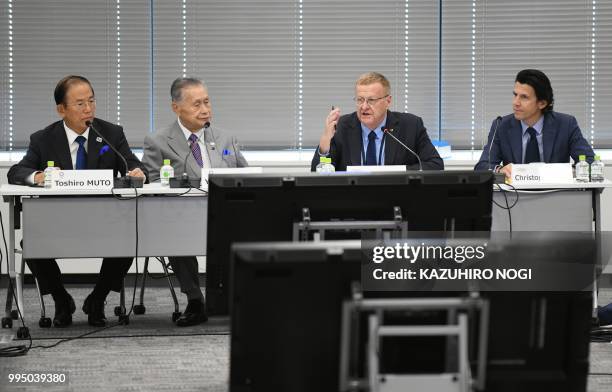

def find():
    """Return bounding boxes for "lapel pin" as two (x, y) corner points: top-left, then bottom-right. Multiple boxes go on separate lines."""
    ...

(96, 137), (103, 143)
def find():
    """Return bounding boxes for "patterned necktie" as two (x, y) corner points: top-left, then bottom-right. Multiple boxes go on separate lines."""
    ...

(75, 135), (87, 169)
(365, 131), (377, 165)
(189, 133), (204, 168)
(524, 127), (540, 163)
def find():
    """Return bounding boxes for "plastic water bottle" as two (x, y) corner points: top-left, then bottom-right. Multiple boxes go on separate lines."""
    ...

(590, 155), (605, 182)
(43, 161), (59, 189)
(575, 155), (590, 183)
(160, 159), (174, 187)
(316, 157), (335, 173)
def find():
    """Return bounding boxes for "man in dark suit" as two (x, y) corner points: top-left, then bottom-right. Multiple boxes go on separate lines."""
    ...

(7, 75), (147, 327)
(142, 77), (247, 326)
(474, 69), (594, 177)
(311, 72), (443, 171)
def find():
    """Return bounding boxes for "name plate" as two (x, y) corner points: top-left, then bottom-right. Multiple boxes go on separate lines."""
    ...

(201, 167), (264, 190)
(50, 170), (114, 190)
(509, 163), (573, 185)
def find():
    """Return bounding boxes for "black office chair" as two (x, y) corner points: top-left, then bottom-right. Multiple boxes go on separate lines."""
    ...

(22, 256), (134, 329)
(1, 253), (56, 338)
(7, 255), (181, 334)
(117, 256), (181, 322)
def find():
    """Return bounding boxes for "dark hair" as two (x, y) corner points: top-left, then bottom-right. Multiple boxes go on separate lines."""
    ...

(170, 77), (205, 102)
(515, 69), (554, 112)
(54, 75), (94, 105)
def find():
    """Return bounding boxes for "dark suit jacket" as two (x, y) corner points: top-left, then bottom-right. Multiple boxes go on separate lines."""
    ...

(310, 111), (444, 171)
(474, 111), (595, 170)
(8, 118), (148, 184)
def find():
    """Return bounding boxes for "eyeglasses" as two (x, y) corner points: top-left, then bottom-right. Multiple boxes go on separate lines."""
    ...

(65, 98), (96, 110)
(353, 95), (389, 107)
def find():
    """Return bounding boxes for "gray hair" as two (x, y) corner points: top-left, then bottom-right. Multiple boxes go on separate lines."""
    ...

(170, 77), (206, 102)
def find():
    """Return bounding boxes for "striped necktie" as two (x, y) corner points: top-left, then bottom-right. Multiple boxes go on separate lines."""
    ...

(189, 133), (204, 168)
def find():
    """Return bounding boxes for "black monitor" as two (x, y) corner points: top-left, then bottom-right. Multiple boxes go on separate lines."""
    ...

(206, 170), (494, 315)
(228, 240), (593, 392)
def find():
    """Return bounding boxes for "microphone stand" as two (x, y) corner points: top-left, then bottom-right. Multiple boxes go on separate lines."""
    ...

(383, 128), (422, 171)
(485, 116), (506, 183)
(86, 120), (144, 188)
(487, 116), (503, 171)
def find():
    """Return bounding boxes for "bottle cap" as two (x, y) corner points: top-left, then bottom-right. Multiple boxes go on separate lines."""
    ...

(579, 155), (586, 161)
(163, 159), (171, 165)
(47, 161), (54, 167)
(320, 157), (331, 164)
(595, 155), (601, 161)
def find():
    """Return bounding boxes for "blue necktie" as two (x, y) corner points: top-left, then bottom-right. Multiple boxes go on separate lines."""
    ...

(365, 131), (377, 165)
(524, 127), (540, 163)
(75, 135), (87, 170)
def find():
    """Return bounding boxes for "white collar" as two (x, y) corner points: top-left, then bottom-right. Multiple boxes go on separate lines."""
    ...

(177, 117), (205, 142)
(63, 122), (90, 145)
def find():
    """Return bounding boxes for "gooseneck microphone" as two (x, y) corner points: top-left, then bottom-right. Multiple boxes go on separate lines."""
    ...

(487, 116), (503, 171)
(85, 120), (143, 188)
(170, 121), (210, 188)
(383, 128), (422, 171)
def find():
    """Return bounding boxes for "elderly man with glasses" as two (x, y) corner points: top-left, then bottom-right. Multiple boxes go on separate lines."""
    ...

(311, 72), (443, 171)
(7, 75), (147, 328)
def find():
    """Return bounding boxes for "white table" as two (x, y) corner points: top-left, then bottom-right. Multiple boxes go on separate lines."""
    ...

(491, 181), (612, 315)
(491, 181), (612, 232)
(3, 179), (611, 325)
(1, 184), (207, 322)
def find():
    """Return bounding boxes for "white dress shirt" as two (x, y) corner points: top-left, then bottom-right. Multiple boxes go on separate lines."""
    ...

(26, 122), (91, 185)
(64, 122), (90, 169)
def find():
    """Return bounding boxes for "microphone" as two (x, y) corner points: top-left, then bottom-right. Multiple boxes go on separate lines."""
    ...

(486, 116), (503, 171)
(170, 121), (210, 188)
(383, 128), (422, 171)
(85, 120), (143, 188)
